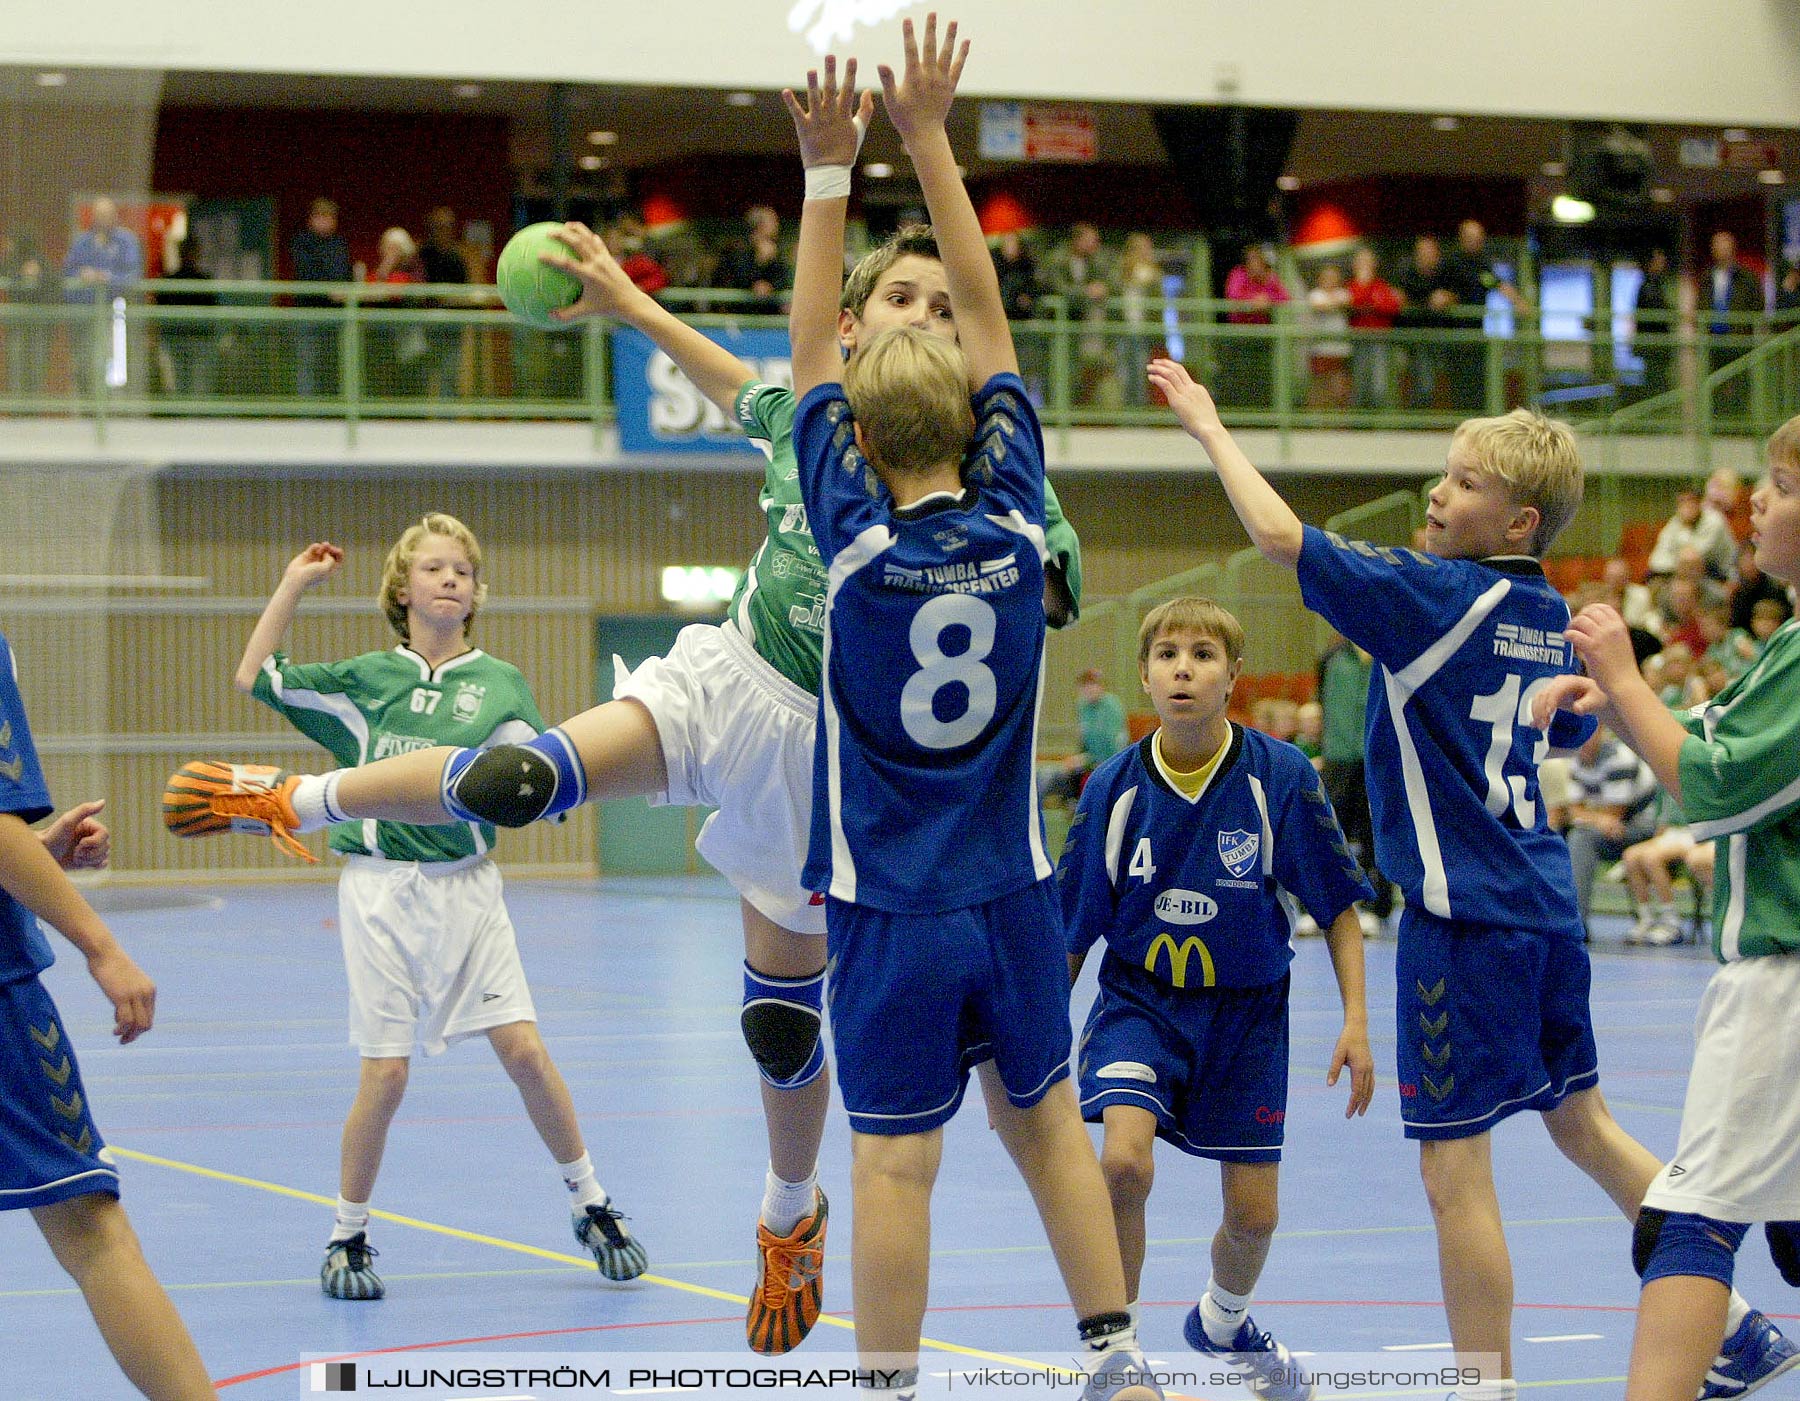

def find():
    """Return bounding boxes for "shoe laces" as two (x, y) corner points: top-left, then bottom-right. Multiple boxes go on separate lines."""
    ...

(584, 1203), (630, 1248)
(212, 791), (316, 864)
(758, 1230), (823, 1306)
(333, 1235), (378, 1271)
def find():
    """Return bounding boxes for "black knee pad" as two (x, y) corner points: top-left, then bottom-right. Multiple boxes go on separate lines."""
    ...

(1767, 1222), (1800, 1287)
(741, 998), (824, 1088)
(1632, 1205), (1669, 1278)
(446, 744), (559, 827)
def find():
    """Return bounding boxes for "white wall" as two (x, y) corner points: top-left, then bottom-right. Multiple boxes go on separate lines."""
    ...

(5, 0), (1799, 127)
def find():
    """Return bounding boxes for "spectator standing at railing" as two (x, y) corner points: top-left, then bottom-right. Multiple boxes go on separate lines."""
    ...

(0, 228), (55, 398)
(153, 236), (218, 397)
(1630, 248), (1674, 403)
(1705, 231), (1763, 418)
(1304, 262), (1352, 410)
(605, 216), (668, 298)
(290, 198), (352, 398)
(1117, 233), (1161, 408)
(1222, 242), (1290, 411)
(1346, 246), (1400, 411)
(1440, 220), (1526, 412)
(418, 207), (469, 400)
(992, 230), (1044, 400)
(713, 205), (791, 315)
(1044, 221), (1121, 407)
(62, 197), (142, 394)
(364, 226), (426, 399)
(1394, 235), (1457, 410)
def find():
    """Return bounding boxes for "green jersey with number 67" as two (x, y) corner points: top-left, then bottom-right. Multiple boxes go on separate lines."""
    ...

(731, 380), (1084, 697)
(253, 647), (544, 862)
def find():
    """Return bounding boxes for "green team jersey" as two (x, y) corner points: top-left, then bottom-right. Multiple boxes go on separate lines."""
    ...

(730, 380), (1085, 696)
(253, 646), (544, 863)
(1677, 618), (1800, 962)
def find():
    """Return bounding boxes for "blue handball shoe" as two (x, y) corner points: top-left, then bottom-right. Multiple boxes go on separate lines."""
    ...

(1699, 1310), (1800, 1400)
(1184, 1306), (1314, 1401)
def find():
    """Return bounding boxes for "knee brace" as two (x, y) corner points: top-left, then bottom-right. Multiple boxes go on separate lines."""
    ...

(741, 963), (826, 1090)
(1633, 1206), (1748, 1287)
(442, 728), (587, 827)
(1766, 1222), (1800, 1286)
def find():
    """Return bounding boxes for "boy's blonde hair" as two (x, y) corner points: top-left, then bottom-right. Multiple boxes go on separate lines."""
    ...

(1137, 597), (1246, 668)
(1450, 408), (1584, 555)
(380, 512), (487, 639)
(843, 327), (974, 480)
(1768, 414), (1800, 475)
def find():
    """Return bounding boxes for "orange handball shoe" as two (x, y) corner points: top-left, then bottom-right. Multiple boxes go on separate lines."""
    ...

(162, 760), (316, 864)
(746, 1190), (827, 1356)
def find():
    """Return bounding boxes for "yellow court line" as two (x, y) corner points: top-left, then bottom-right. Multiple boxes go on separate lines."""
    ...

(111, 1147), (1054, 1373)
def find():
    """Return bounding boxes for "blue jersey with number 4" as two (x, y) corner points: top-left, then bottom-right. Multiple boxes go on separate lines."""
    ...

(793, 373), (1053, 913)
(1296, 526), (1595, 931)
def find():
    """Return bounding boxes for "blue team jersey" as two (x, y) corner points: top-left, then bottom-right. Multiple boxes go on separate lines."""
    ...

(1060, 727), (1373, 989)
(793, 373), (1053, 913)
(1296, 526), (1596, 930)
(0, 632), (56, 983)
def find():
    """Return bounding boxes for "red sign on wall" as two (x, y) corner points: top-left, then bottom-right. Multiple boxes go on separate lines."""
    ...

(1022, 104), (1098, 163)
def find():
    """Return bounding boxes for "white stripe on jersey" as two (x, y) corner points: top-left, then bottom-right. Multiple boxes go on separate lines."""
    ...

(1722, 832), (1748, 961)
(820, 522), (900, 903)
(1248, 771), (1305, 939)
(259, 655), (372, 759)
(1103, 786), (1140, 885)
(735, 536), (768, 653)
(1382, 577), (1513, 918)
(990, 509), (1054, 884)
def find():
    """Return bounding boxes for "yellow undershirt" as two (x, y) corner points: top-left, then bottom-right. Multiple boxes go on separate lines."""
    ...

(1151, 726), (1231, 799)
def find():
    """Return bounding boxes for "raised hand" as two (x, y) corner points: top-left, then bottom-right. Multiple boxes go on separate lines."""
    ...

(1530, 673), (1608, 730)
(1564, 603), (1639, 695)
(283, 541), (343, 591)
(877, 12), (968, 142)
(542, 222), (638, 323)
(40, 800), (109, 871)
(781, 54), (875, 170)
(1147, 357), (1224, 439)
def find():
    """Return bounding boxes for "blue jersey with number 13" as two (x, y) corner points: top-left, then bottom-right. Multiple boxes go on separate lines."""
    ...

(793, 373), (1053, 914)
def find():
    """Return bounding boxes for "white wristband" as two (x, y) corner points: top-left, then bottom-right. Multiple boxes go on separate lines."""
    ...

(804, 164), (853, 200)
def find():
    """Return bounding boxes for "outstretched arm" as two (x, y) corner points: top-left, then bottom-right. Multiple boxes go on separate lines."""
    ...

(783, 57), (875, 397)
(879, 14), (1014, 386)
(234, 543), (344, 692)
(542, 222), (755, 416)
(1147, 357), (1304, 568)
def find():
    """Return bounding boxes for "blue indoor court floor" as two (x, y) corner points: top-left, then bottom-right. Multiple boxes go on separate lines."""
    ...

(6, 876), (1797, 1401)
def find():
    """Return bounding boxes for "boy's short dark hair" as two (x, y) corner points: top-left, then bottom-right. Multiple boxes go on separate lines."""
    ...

(842, 225), (941, 318)
(1137, 597), (1246, 668)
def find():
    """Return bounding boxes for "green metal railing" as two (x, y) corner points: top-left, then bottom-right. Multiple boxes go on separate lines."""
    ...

(6, 277), (1788, 447)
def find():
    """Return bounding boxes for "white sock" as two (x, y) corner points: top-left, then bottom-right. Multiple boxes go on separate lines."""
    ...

(762, 1166), (819, 1236)
(858, 1365), (917, 1400)
(1451, 1382), (1516, 1401)
(557, 1152), (608, 1214)
(330, 1197), (371, 1243)
(1125, 1300), (1140, 1332)
(1201, 1276), (1252, 1345)
(1726, 1288), (1752, 1334)
(290, 771), (344, 832)
(1655, 898), (1679, 921)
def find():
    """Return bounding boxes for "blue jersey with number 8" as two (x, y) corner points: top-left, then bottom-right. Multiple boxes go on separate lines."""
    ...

(1296, 526), (1596, 931)
(792, 374), (1054, 913)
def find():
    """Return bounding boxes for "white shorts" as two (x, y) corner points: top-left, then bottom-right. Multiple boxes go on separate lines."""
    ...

(337, 854), (536, 1059)
(1643, 954), (1800, 1223)
(610, 618), (824, 937)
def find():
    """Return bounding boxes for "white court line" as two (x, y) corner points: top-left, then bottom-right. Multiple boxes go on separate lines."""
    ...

(1526, 1333), (1605, 1343)
(1382, 1341), (1454, 1351)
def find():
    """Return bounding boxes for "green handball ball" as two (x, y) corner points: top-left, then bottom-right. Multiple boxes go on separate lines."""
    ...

(496, 222), (583, 330)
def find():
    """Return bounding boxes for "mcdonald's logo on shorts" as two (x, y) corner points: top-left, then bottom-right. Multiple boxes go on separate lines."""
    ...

(1145, 931), (1215, 989)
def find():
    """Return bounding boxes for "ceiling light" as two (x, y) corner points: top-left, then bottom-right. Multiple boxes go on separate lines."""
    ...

(35, 71), (67, 88)
(1759, 169), (1786, 185)
(1551, 193), (1596, 223)
(726, 91), (757, 107)
(1431, 115), (1459, 132)
(452, 82), (482, 98)
(1723, 127), (1751, 143)
(578, 154), (605, 171)
(1541, 161), (1566, 178)
(1651, 187), (1675, 203)
(1276, 174), (1301, 191)
(863, 162), (894, 178)
(587, 129), (618, 145)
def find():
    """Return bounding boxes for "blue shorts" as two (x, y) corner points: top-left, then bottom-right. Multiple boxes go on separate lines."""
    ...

(1394, 909), (1599, 1141)
(825, 880), (1071, 1136)
(1, 976), (117, 1211)
(1077, 953), (1290, 1162)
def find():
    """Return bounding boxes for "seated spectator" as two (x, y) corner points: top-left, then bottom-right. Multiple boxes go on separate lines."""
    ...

(1705, 466), (1752, 543)
(606, 216), (668, 297)
(1656, 574), (1712, 658)
(1698, 601), (1757, 683)
(1222, 242), (1290, 409)
(1727, 538), (1791, 631)
(1619, 806), (1706, 947)
(1648, 641), (1703, 708)
(1346, 246), (1400, 410)
(1294, 700), (1323, 763)
(712, 205), (790, 314)
(1250, 695), (1299, 743)
(1038, 668), (1128, 808)
(1305, 262), (1352, 409)
(1558, 725), (1662, 939)
(1600, 557), (1662, 639)
(1647, 482), (1736, 579)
